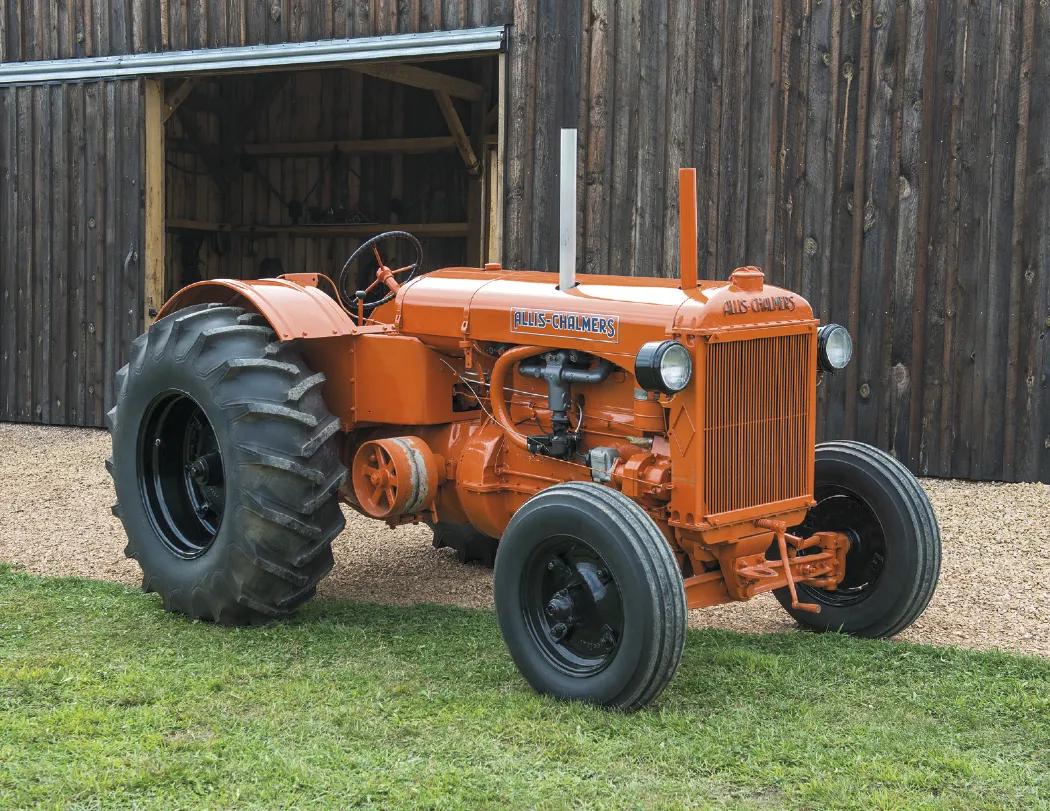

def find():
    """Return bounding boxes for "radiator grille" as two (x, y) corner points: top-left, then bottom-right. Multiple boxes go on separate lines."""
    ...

(703, 332), (813, 516)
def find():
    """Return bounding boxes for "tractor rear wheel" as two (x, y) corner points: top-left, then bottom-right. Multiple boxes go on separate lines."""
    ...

(494, 482), (686, 711)
(107, 303), (346, 625)
(775, 440), (940, 637)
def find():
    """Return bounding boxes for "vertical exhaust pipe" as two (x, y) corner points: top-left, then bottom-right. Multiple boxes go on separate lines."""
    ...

(559, 128), (577, 290)
(679, 167), (699, 290)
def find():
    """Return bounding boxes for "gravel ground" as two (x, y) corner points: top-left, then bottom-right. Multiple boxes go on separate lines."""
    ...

(2, 422), (1048, 657)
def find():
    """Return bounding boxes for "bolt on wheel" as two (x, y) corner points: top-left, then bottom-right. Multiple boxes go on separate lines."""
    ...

(522, 537), (624, 676)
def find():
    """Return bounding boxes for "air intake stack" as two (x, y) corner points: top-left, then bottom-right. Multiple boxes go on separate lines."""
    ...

(559, 128), (577, 291)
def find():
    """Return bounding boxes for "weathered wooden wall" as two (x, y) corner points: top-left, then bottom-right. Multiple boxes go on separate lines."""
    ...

(0, 81), (143, 428)
(567, 0), (1049, 482)
(1, 0), (1047, 481)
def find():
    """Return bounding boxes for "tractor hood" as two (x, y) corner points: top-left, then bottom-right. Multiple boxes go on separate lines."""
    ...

(394, 266), (816, 360)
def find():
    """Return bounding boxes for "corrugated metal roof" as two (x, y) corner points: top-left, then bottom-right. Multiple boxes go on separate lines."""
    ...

(0, 26), (505, 85)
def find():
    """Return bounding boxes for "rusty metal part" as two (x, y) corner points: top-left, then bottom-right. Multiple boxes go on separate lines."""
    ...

(351, 436), (441, 519)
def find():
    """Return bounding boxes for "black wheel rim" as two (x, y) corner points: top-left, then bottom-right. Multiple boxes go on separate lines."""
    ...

(791, 486), (887, 607)
(520, 536), (624, 676)
(138, 391), (226, 559)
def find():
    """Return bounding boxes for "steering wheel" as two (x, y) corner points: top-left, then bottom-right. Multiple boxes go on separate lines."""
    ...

(337, 230), (424, 314)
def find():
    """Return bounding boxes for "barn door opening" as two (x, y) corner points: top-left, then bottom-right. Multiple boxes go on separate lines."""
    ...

(144, 52), (503, 321)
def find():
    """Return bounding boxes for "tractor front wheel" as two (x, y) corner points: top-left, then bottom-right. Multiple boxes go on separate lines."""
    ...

(107, 303), (347, 625)
(494, 482), (686, 711)
(775, 440), (941, 637)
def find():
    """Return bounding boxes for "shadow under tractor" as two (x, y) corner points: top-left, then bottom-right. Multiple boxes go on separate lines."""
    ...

(108, 149), (940, 710)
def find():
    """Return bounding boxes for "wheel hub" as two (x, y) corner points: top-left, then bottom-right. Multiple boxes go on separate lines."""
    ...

(792, 490), (888, 606)
(522, 538), (624, 675)
(138, 391), (226, 559)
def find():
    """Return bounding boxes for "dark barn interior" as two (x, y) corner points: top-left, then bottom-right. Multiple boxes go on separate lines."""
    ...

(161, 58), (499, 299)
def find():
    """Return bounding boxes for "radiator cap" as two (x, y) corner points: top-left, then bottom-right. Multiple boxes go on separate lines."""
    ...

(729, 266), (764, 292)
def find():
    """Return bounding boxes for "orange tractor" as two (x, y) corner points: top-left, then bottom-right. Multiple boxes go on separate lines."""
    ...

(108, 139), (939, 710)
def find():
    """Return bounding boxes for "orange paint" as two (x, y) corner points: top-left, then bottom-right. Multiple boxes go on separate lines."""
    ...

(154, 172), (848, 609)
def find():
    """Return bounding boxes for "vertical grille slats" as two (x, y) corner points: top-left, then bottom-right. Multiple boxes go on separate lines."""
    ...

(703, 332), (813, 516)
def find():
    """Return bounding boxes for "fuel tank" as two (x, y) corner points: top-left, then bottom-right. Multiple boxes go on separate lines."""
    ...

(393, 265), (815, 361)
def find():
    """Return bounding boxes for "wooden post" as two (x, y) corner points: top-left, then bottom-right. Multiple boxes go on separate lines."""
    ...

(466, 61), (487, 267)
(143, 79), (166, 323)
(488, 51), (506, 264)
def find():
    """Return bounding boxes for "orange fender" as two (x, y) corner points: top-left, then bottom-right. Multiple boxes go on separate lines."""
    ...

(156, 277), (358, 341)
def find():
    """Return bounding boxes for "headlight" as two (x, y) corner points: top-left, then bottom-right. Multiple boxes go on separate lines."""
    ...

(817, 324), (853, 371)
(635, 340), (693, 394)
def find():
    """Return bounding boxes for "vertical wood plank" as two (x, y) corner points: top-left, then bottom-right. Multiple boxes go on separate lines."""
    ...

(16, 86), (35, 421)
(1004, 0), (1037, 479)
(527, 0), (558, 270)
(949, 2), (995, 475)
(144, 79), (166, 324)
(931, 0), (968, 474)
(50, 84), (70, 425)
(889, 0), (924, 464)
(745, 0), (773, 271)
(582, 0), (611, 275)
(0, 90), (16, 421)
(630, 0), (667, 276)
(660, 0), (695, 280)
(490, 49), (506, 263)
(702, 0), (725, 278)
(842, 0), (873, 438)
(974, 1), (1020, 479)
(33, 86), (52, 423)
(822, 0), (861, 442)
(102, 81), (119, 416)
(504, 0), (537, 267)
(855, 0), (901, 449)
(68, 83), (88, 425)
(83, 81), (104, 425)
(608, 0), (640, 275)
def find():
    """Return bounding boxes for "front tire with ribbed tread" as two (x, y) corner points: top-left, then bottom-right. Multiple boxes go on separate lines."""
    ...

(494, 482), (686, 711)
(107, 303), (346, 625)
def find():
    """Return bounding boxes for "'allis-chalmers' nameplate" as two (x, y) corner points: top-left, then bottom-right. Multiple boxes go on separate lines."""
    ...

(511, 308), (619, 343)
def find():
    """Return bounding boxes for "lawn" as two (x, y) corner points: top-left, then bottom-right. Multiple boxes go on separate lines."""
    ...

(0, 567), (1047, 810)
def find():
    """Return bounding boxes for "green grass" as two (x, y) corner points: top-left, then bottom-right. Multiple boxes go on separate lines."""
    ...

(0, 567), (1047, 810)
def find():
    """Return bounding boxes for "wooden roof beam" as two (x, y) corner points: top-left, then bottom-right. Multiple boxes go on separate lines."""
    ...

(351, 62), (484, 102)
(237, 136), (458, 156)
(433, 90), (481, 176)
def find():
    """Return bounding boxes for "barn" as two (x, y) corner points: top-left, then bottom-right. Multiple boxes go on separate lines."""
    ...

(0, 0), (1047, 482)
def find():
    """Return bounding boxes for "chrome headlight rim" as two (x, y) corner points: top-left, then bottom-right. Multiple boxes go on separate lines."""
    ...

(635, 340), (693, 394)
(817, 323), (853, 371)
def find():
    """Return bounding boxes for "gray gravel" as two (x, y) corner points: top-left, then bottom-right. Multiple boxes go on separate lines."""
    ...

(2, 422), (1047, 657)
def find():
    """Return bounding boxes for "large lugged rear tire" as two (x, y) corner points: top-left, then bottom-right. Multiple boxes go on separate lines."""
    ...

(775, 440), (940, 638)
(107, 303), (347, 625)
(494, 482), (686, 711)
